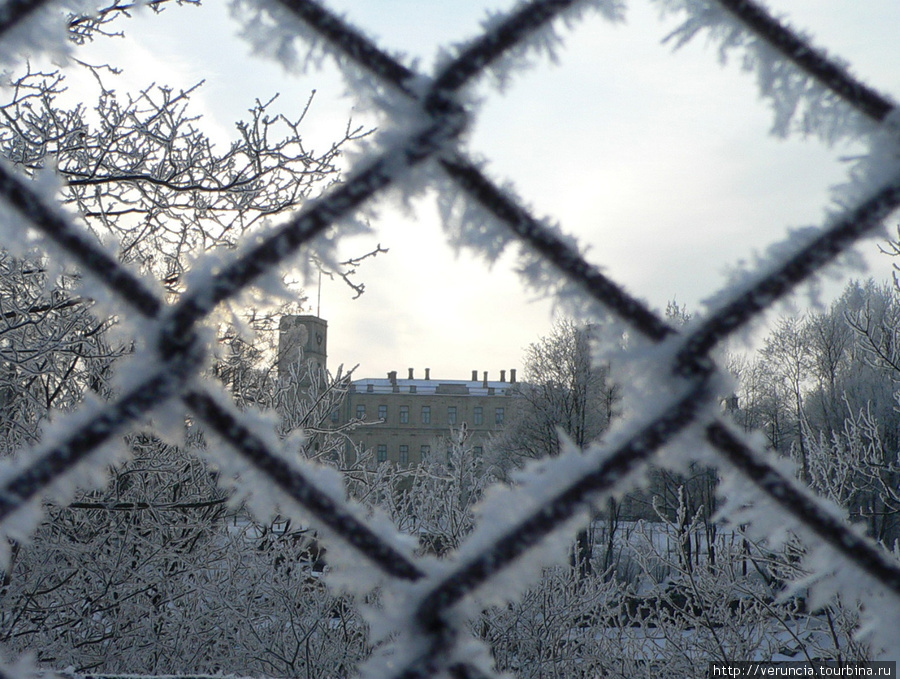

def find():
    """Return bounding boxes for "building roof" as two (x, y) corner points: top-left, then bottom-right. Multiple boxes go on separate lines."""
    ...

(349, 377), (517, 397)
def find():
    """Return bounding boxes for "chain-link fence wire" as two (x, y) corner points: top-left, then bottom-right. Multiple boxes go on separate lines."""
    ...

(0, 0), (899, 676)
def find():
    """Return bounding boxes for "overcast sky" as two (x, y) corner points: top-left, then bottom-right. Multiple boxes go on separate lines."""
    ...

(63, 0), (900, 381)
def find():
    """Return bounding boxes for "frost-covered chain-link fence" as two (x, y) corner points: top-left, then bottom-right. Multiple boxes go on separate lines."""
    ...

(1, 0), (900, 676)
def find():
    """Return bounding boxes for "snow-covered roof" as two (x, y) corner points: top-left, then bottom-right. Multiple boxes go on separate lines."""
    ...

(349, 377), (518, 396)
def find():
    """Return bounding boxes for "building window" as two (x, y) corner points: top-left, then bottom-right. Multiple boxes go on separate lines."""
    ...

(399, 445), (409, 466)
(448, 406), (457, 425)
(473, 406), (483, 426)
(377, 444), (387, 463)
(421, 444), (430, 458)
(330, 409), (339, 423)
(495, 407), (505, 425)
(356, 404), (366, 420)
(378, 404), (387, 421)
(474, 446), (483, 456)
(422, 406), (431, 424)
(399, 405), (409, 423)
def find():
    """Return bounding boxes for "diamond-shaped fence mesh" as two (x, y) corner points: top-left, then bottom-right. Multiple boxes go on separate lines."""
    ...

(0, 0), (899, 677)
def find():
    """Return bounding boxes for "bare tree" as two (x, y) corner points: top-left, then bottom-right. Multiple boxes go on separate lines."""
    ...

(0, 47), (374, 441)
(2, 63), (368, 291)
(478, 507), (867, 679)
(730, 279), (900, 544)
(0, 10), (383, 672)
(0, 354), (378, 674)
(383, 427), (499, 556)
(491, 318), (620, 576)
(0, 251), (124, 455)
(759, 317), (815, 482)
(494, 319), (619, 469)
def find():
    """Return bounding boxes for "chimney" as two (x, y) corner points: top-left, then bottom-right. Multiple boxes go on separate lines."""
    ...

(510, 369), (517, 383)
(500, 370), (506, 382)
(425, 368), (431, 381)
(408, 368), (414, 380)
(482, 371), (488, 388)
(472, 369), (478, 382)
(388, 370), (397, 384)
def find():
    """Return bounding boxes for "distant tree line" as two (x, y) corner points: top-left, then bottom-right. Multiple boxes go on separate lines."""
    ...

(731, 279), (900, 545)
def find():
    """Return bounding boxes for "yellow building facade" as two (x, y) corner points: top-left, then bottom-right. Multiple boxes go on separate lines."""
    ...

(341, 368), (519, 465)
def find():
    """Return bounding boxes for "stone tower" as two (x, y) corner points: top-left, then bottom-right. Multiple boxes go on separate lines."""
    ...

(278, 315), (327, 380)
